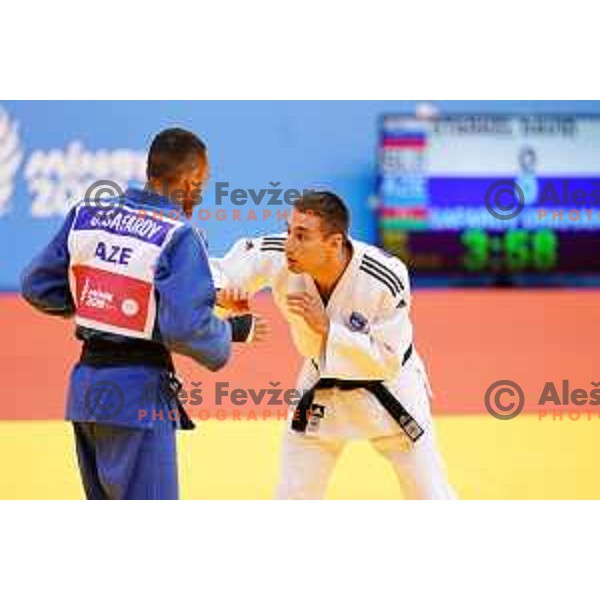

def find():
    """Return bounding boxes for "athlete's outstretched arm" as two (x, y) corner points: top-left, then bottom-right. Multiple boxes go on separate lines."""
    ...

(210, 234), (284, 295)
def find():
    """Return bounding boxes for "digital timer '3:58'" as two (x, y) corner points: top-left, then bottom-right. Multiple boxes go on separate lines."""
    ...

(460, 230), (558, 272)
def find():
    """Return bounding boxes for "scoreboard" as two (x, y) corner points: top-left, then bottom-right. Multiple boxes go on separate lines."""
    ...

(376, 114), (600, 286)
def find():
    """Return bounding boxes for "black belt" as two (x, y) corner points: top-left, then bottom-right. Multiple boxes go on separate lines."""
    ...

(79, 338), (195, 430)
(292, 344), (423, 442)
(80, 337), (172, 368)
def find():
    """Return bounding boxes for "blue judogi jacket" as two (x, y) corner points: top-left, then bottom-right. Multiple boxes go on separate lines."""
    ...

(21, 187), (232, 429)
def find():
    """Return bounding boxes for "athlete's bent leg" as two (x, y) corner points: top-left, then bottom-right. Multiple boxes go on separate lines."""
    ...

(370, 431), (456, 500)
(276, 432), (345, 500)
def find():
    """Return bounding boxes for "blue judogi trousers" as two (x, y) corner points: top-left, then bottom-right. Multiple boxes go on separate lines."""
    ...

(73, 419), (178, 500)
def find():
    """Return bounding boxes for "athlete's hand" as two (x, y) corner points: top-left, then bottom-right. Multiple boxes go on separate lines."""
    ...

(286, 292), (329, 338)
(216, 287), (250, 314)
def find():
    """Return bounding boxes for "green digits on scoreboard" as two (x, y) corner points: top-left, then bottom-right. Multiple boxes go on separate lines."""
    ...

(461, 230), (489, 271)
(461, 229), (558, 272)
(504, 230), (558, 271)
(531, 230), (558, 271)
(504, 231), (529, 271)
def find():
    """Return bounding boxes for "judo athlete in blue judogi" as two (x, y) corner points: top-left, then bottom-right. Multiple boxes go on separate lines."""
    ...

(21, 128), (261, 499)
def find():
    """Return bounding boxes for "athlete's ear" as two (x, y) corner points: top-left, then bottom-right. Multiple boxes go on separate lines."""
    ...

(328, 232), (344, 251)
(181, 176), (195, 217)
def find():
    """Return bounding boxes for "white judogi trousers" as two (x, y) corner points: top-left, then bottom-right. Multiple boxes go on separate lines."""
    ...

(275, 428), (455, 500)
(275, 358), (456, 500)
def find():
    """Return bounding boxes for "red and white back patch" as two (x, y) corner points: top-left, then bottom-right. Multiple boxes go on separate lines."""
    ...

(72, 264), (152, 334)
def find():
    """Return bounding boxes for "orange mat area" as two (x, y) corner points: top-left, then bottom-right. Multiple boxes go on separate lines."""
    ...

(2, 290), (599, 419)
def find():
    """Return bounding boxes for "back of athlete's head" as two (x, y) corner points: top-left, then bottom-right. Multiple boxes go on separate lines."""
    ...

(293, 191), (350, 238)
(146, 128), (207, 184)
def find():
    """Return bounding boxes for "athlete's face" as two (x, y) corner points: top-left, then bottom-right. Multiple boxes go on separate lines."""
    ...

(285, 209), (343, 275)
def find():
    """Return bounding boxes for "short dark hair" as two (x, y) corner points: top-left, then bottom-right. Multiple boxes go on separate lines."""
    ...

(146, 128), (207, 183)
(294, 191), (350, 237)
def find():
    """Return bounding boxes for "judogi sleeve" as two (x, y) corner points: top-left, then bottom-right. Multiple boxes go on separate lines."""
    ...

(210, 235), (283, 294)
(324, 259), (413, 380)
(155, 227), (232, 371)
(21, 207), (76, 317)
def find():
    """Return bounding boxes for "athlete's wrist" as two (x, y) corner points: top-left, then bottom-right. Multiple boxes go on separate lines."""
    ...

(228, 314), (254, 342)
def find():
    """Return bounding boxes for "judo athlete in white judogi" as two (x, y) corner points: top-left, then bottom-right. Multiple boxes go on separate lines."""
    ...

(212, 191), (455, 499)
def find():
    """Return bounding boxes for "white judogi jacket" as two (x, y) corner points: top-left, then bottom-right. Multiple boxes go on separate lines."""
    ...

(211, 234), (433, 444)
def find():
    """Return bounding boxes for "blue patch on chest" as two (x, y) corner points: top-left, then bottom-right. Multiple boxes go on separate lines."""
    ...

(348, 311), (369, 333)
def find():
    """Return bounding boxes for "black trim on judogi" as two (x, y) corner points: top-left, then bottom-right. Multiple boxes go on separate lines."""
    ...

(359, 255), (405, 298)
(260, 237), (286, 252)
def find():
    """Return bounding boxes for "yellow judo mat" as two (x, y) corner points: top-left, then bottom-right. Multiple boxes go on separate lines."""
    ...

(1, 415), (600, 499)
